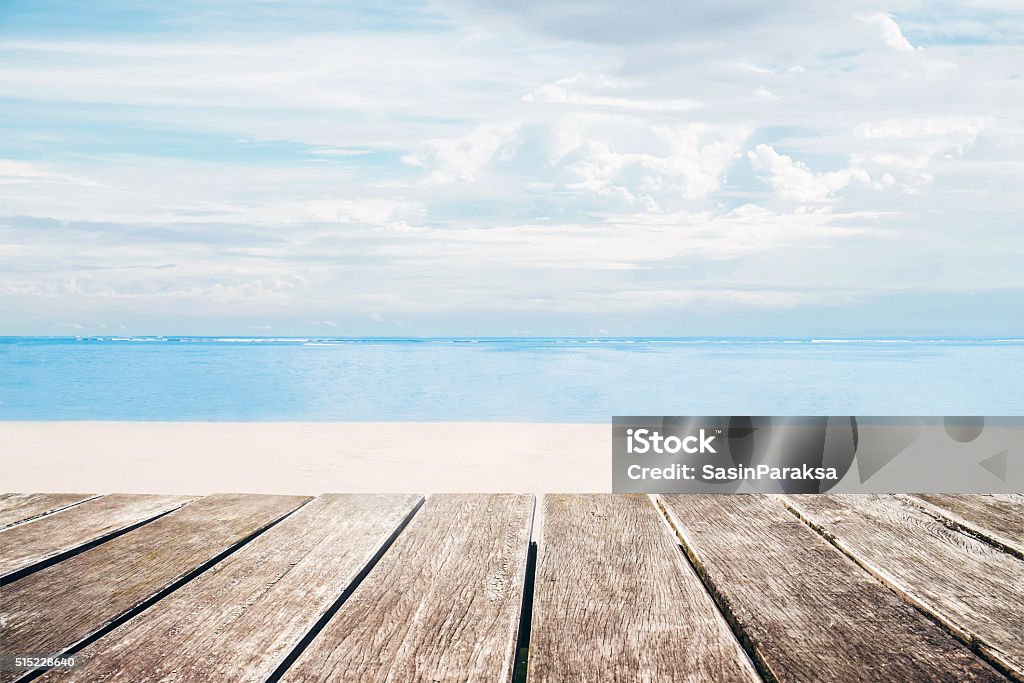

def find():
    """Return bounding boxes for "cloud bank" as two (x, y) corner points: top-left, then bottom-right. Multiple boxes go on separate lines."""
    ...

(1, 0), (1022, 334)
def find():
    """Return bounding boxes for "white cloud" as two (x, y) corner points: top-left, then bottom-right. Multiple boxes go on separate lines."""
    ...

(0, 273), (308, 303)
(403, 119), (749, 208)
(856, 116), (987, 141)
(596, 288), (836, 310)
(853, 116), (988, 190)
(0, 203), (876, 313)
(257, 199), (424, 227)
(859, 13), (917, 52)
(523, 73), (699, 112)
(402, 123), (521, 184)
(748, 145), (871, 203)
(0, 156), (426, 227)
(557, 123), (750, 206)
(0, 160), (97, 187)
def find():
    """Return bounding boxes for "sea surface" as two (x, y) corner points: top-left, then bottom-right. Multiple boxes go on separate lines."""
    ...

(1, 337), (1022, 421)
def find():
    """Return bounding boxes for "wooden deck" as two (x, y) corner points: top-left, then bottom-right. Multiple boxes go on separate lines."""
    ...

(1, 493), (1021, 682)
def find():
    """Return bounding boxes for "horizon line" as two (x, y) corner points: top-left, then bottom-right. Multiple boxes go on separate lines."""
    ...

(3, 335), (1024, 342)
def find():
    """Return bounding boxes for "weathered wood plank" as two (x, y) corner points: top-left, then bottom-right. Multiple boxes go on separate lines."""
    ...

(906, 494), (1024, 559)
(38, 494), (421, 683)
(0, 493), (307, 683)
(786, 494), (1024, 681)
(660, 494), (1004, 683)
(0, 494), (194, 579)
(0, 493), (95, 529)
(528, 494), (759, 682)
(281, 494), (533, 683)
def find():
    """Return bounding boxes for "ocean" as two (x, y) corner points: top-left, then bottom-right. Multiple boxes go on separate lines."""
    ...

(1, 337), (1022, 421)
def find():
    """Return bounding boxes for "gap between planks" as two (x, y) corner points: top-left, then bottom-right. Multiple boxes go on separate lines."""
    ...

(527, 495), (761, 683)
(651, 495), (776, 683)
(0, 494), (99, 530)
(645, 493), (765, 679)
(0, 494), (197, 583)
(264, 495), (427, 683)
(4, 494), (310, 683)
(658, 494), (1004, 683)
(31, 494), (426, 683)
(780, 495), (1024, 683)
(278, 494), (535, 683)
(897, 494), (1024, 562)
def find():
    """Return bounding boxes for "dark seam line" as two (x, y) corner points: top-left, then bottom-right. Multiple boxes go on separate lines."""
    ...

(0, 495), (103, 531)
(264, 495), (427, 683)
(510, 495), (538, 683)
(778, 495), (1018, 682)
(895, 494), (1024, 562)
(652, 495), (776, 683)
(13, 497), (313, 683)
(1, 504), (188, 586)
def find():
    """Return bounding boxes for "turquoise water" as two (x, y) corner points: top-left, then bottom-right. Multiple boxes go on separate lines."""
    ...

(1, 337), (1022, 421)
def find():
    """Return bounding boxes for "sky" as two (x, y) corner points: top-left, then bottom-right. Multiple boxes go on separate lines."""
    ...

(1, 0), (1023, 336)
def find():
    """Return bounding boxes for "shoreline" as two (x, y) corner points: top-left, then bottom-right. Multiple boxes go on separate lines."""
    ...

(0, 422), (608, 494)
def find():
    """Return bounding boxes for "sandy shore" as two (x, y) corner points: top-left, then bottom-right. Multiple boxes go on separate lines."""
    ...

(0, 422), (608, 494)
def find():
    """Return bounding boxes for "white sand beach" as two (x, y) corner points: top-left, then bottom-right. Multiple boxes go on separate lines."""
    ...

(0, 422), (608, 494)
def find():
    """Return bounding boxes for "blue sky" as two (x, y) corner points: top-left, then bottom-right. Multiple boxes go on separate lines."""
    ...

(2, 0), (1023, 336)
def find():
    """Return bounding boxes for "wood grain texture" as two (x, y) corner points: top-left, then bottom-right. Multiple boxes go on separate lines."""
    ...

(528, 494), (760, 682)
(786, 494), (1024, 681)
(907, 494), (1024, 559)
(0, 494), (194, 578)
(39, 494), (422, 683)
(0, 493), (95, 529)
(0, 494), (307, 683)
(281, 494), (533, 683)
(660, 494), (1004, 683)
